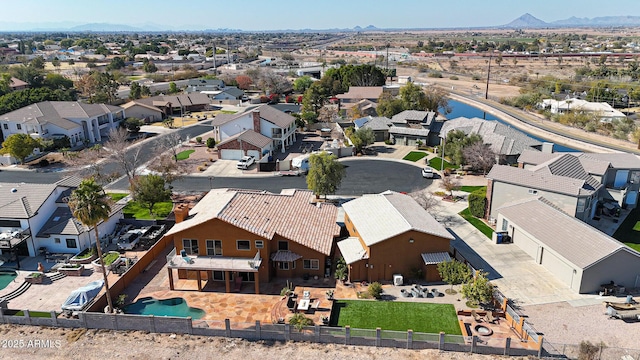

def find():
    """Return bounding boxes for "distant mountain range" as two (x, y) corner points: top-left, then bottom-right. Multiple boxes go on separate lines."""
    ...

(503, 13), (640, 28)
(1, 15), (640, 33)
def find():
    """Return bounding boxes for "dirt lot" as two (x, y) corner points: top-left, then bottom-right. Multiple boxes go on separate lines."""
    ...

(0, 324), (505, 360)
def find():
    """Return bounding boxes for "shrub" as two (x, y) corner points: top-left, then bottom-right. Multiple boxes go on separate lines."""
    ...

(196, 136), (202, 143)
(472, 74), (481, 80)
(202, 162), (208, 167)
(449, 75), (459, 80)
(198, 166), (205, 171)
(428, 71), (443, 78)
(206, 137), (216, 148)
(368, 282), (383, 299)
(38, 159), (50, 167)
(468, 187), (487, 218)
(289, 313), (313, 331)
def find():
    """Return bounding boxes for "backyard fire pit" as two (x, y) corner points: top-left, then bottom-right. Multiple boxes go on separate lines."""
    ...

(474, 324), (493, 336)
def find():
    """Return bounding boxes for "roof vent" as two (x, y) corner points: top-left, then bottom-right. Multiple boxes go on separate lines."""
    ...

(11, 188), (17, 193)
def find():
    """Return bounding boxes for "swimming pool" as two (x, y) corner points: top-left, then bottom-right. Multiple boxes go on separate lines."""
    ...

(0, 270), (17, 291)
(123, 297), (205, 319)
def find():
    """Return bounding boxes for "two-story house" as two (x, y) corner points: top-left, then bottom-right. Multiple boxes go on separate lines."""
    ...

(213, 105), (297, 159)
(338, 191), (454, 283)
(0, 177), (124, 263)
(0, 101), (125, 148)
(163, 188), (340, 294)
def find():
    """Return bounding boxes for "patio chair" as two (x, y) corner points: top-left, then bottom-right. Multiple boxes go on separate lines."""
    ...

(471, 310), (483, 323)
(485, 312), (498, 324)
(180, 250), (194, 264)
(303, 291), (311, 300)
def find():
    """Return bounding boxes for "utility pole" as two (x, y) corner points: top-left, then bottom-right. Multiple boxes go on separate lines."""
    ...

(212, 42), (217, 72)
(226, 40), (230, 65)
(485, 53), (492, 100)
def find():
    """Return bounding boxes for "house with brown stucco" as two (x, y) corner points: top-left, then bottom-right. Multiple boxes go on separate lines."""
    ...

(337, 191), (454, 284)
(163, 188), (340, 294)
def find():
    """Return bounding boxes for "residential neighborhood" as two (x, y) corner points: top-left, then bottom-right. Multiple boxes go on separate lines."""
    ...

(2, 7), (640, 359)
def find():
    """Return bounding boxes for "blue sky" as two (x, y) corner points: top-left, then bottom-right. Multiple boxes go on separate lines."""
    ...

(2, 0), (640, 30)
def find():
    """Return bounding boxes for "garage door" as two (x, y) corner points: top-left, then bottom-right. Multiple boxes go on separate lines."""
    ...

(220, 149), (243, 160)
(512, 228), (539, 260)
(540, 249), (575, 289)
(247, 150), (260, 159)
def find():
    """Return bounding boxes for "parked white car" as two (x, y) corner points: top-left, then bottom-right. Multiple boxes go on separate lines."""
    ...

(236, 155), (255, 170)
(421, 166), (435, 179)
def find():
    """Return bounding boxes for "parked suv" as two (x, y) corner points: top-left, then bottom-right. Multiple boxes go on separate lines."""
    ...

(421, 166), (435, 179)
(236, 155), (255, 170)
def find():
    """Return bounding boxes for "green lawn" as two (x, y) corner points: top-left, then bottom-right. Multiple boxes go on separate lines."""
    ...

(459, 186), (486, 193)
(109, 193), (127, 201)
(330, 300), (462, 335)
(613, 206), (640, 251)
(108, 193), (172, 220)
(428, 157), (458, 170)
(459, 208), (493, 239)
(402, 151), (428, 162)
(176, 149), (195, 161)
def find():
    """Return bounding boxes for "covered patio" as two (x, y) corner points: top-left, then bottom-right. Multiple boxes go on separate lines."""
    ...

(166, 249), (262, 294)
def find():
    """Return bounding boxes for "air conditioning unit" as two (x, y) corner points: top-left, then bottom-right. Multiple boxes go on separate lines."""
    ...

(393, 274), (403, 286)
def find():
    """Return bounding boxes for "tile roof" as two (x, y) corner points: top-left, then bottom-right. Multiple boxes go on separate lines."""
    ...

(0, 183), (59, 219)
(497, 198), (639, 269)
(0, 101), (121, 131)
(487, 165), (596, 196)
(217, 130), (272, 149)
(391, 110), (435, 125)
(257, 105), (296, 129)
(441, 117), (541, 155)
(210, 112), (244, 126)
(531, 153), (601, 191)
(337, 237), (368, 265)
(579, 153), (640, 170)
(165, 189), (340, 255)
(134, 93), (210, 108)
(388, 126), (430, 136)
(342, 190), (453, 247)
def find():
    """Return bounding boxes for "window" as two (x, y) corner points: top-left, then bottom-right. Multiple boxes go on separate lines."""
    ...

(237, 240), (250, 251)
(303, 259), (320, 270)
(577, 198), (587, 213)
(183, 239), (199, 255)
(66, 238), (77, 248)
(0, 220), (20, 227)
(212, 271), (225, 281)
(54, 238), (61, 244)
(501, 219), (509, 232)
(528, 189), (538, 195)
(16, 124), (21, 130)
(206, 240), (222, 256)
(255, 240), (264, 248)
(278, 262), (290, 270)
(2, 124), (7, 130)
(278, 241), (288, 251)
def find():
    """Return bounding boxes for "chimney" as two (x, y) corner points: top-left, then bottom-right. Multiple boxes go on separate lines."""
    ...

(252, 110), (260, 134)
(174, 204), (189, 223)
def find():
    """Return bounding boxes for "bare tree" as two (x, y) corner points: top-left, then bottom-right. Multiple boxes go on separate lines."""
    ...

(258, 70), (291, 94)
(440, 176), (461, 198)
(154, 133), (183, 162)
(410, 190), (439, 213)
(147, 152), (188, 186)
(103, 127), (143, 185)
(462, 142), (497, 175)
(317, 105), (339, 122)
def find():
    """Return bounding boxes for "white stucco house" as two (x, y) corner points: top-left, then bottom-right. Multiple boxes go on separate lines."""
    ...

(211, 105), (297, 160)
(539, 98), (627, 123)
(0, 177), (124, 260)
(0, 101), (125, 147)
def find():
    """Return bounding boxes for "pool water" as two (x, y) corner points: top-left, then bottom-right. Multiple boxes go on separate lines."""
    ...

(123, 297), (205, 319)
(0, 270), (17, 290)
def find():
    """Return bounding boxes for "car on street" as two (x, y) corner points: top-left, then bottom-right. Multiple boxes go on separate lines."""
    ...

(421, 166), (435, 178)
(236, 155), (256, 170)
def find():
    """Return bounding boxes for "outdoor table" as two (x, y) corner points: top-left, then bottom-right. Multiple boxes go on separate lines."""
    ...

(297, 299), (310, 311)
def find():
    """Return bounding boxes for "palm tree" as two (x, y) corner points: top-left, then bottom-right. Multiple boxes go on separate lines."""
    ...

(68, 178), (114, 313)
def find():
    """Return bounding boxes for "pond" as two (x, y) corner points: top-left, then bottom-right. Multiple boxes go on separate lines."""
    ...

(444, 99), (578, 152)
(123, 297), (205, 319)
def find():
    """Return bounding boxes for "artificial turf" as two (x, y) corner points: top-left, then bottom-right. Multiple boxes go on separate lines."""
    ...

(428, 157), (458, 170)
(175, 149), (195, 161)
(331, 300), (462, 335)
(459, 207), (493, 239)
(402, 151), (428, 162)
